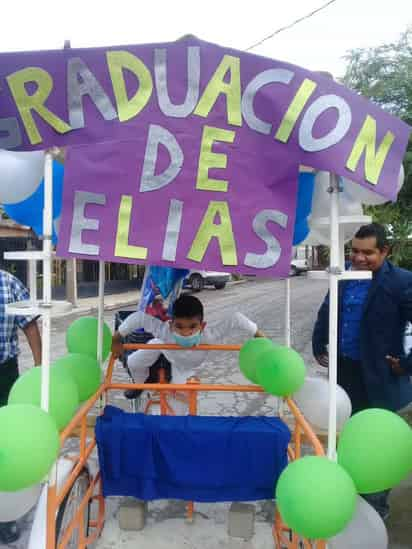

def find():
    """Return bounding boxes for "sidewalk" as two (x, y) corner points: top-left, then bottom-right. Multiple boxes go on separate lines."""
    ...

(57, 288), (140, 318)
(55, 279), (249, 318)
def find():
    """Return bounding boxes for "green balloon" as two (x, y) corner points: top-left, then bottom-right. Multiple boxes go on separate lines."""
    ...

(239, 338), (275, 383)
(0, 404), (60, 491)
(8, 366), (79, 431)
(66, 316), (112, 361)
(256, 346), (306, 396)
(338, 408), (412, 493)
(276, 456), (356, 539)
(53, 353), (101, 402)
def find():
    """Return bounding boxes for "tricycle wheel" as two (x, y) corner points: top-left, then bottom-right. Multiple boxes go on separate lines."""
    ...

(56, 468), (91, 548)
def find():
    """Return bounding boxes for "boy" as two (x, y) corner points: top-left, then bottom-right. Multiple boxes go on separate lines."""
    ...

(112, 295), (264, 411)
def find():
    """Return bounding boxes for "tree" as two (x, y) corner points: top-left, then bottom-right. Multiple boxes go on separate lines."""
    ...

(343, 27), (412, 267)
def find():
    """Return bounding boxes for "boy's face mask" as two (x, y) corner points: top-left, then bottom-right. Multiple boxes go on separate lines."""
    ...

(173, 331), (202, 348)
(170, 317), (205, 348)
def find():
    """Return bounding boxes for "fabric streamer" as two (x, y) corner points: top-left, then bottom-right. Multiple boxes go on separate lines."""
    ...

(96, 406), (290, 502)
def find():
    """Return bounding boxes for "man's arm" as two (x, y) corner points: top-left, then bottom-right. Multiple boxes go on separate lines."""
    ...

(209, 312), (259, 342)
(312, 292), (330, 367)
(390, 279), (412, 375)
(111, 311), (167, 357)
(22, 319), (42, 366)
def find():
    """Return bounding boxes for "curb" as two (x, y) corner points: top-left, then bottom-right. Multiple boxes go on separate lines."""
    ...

(56, 298), (138, 320)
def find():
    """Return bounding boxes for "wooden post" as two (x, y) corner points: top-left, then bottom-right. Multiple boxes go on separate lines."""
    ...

(65, 258), (78, 307)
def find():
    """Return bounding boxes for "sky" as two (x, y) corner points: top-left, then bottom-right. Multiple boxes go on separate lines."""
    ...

(1, 0), (411, 77)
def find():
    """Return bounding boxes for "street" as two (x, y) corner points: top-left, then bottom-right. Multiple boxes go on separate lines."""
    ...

(6, 276), (411, 548)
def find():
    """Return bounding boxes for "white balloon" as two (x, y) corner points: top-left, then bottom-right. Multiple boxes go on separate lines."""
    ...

(293, 375), (352, 432)
(329, 496), (388, 548)
(0, 150), (44, 204)
(303, 167), (404, 246)
(308, 213), (364, 246)
(0, 484), (42, 522)
(343, 165), (404, 206)
(310, 172), (362, 219)
(28, 455), (76, 549)
(307, 171), (365, 245)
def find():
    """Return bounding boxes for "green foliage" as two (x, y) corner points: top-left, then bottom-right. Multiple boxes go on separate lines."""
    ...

(343, 28), (412, 268)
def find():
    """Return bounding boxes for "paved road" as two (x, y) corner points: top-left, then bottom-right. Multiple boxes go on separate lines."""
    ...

(4, 277), (410, 548)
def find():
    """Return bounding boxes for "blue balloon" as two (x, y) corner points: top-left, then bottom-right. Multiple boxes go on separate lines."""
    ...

(4, 161), (64, 245)
(293, 172), (315, 245)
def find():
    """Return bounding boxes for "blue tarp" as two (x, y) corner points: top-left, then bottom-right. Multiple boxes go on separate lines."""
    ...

(96, 406), (290, 502)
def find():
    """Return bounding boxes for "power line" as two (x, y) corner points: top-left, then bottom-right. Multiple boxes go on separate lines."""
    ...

(246, 0), (339, 51)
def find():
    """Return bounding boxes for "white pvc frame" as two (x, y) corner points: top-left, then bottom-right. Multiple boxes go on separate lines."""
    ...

(7, 155), (376, 523)
(284, 173), (372, 458)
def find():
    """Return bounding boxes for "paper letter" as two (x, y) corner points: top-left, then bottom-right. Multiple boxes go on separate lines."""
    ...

(7, 67), (71, 145)
(194, 55), (241, 126)
(140, 124), (184, 192)
(67, 57), (117, 129)
(275, 78), (317, 143)
(155, 47), (200, 117)
(244, 210), (288, 269)
(162, 199), (184, 261)
(196, 126), (236, 192)
(187, 201), (237, 265)
(0, 117), (22, 149)
(115, 195), (148, 259)
(242, 69), (294, 134)
(107, 51), (153, 122)
(299, 95), (352, 152)
(69, 191), (106, 255)
(346, 115), (395, 185)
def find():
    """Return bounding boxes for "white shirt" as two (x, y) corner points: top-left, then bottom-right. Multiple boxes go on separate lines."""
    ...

(119, 311), (257, 383)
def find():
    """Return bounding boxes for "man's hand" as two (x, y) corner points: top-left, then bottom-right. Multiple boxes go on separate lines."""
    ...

(23, 319), (42, 366)
(315, 353), (329, 368)
(386, 355), (407, 376)
(111, 332), (124, 359)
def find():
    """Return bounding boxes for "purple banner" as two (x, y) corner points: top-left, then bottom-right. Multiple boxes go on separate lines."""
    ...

(57, 138), (298, 277)
(0, 37), (410, 200)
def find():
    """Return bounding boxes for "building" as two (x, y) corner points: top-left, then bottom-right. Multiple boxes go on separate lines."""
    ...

(0, 217), (143, 302)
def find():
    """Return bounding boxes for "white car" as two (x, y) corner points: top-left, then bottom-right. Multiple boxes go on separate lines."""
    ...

(184, 270), (231, 291)
(290, 258), (308, 276)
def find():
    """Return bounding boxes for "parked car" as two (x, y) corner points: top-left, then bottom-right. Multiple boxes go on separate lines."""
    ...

(184, 270), (231, 291)
(290, 258), (308, 276)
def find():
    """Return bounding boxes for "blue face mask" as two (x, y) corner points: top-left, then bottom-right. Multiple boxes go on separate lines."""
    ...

(173, 331), (201, 348)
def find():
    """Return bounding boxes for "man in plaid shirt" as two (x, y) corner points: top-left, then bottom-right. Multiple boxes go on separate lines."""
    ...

(0, 269), (41, 543)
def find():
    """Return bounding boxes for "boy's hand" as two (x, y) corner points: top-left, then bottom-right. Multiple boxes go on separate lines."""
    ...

(386, 355), (407, 376)
(111, 332), (124, 358)
(315, 354), (329, 368)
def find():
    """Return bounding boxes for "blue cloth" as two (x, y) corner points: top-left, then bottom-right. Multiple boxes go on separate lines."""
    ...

(340, 279), (371, 360)
(293, 172), (315, 245)
(96, 406), (290, 502)
(0, 270), (33, 364)
(312, 261), (412, 411)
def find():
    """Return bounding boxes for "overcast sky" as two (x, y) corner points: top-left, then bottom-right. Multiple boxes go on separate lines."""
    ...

(1, 0), (411, 77)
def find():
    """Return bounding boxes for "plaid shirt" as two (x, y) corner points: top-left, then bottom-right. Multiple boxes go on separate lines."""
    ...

(0, 270), (33, 364)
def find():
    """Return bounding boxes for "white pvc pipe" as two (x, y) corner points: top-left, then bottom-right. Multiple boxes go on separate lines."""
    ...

(29, 259), (37, 305)
(338, 225), (345, 270)
(40, 153), (53, 412)
(327, 173), (340, 460)
(285, 277), (291, 347)
(42, 154), (53, 304)
(97, 260), (105, 366)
